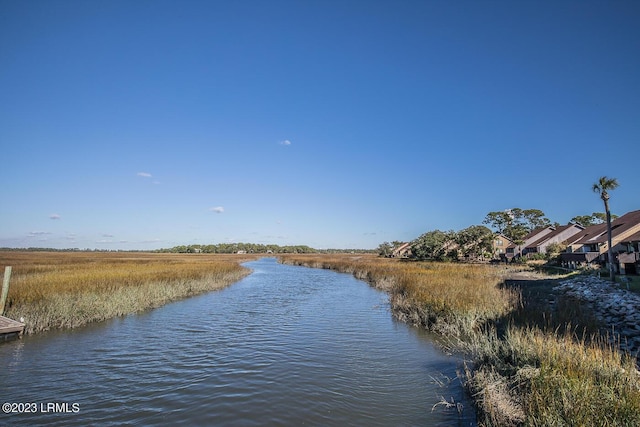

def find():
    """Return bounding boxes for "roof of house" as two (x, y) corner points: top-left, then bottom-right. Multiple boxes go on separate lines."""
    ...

(392, 242), (412, 256)
(524, 224), (582, 249)
(506, 227), (553, 249)
(395, 242), (411, 251)
(565, 223), (608, 246)
(621, 230), (640, 243)
(494, 233), (515, 244)
(574, 210), (640, 245)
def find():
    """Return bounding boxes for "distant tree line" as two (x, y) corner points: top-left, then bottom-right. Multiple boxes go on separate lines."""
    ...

(157, 244), (378, 254)
(156, 243), (318, 254)
(1, 245), (376, 254)
(319, 248), (377, 254)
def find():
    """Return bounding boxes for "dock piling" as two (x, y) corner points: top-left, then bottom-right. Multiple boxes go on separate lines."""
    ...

(0, 266), (25, 339)
(1, 266), (11, 316)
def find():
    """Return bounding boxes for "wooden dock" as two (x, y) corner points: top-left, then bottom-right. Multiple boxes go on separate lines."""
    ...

(0, 315), (25, 340)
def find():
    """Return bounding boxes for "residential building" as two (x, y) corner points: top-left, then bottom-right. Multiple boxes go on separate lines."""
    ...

(560, 209), (640, 273)
(504, 227), (554, 260)
(617, 231), (640, 275)
(391, 242), (412, 258)
(522, 224), (584, 257)
(493, 234), (513, 259)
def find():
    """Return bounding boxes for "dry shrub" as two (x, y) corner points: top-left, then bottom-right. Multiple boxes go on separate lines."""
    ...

(465, 366), (525, 427)
(467, 326), (640, 426)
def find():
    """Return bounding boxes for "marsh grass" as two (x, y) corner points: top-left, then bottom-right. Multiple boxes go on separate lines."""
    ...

(280, 254), (518, 338)
(466, 326), (640, 426)
(1, 251), (253, 333)
(279, 254), (640, 426)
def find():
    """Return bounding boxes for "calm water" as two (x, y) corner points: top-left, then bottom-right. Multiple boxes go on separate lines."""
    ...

(0, 258), (475, 426)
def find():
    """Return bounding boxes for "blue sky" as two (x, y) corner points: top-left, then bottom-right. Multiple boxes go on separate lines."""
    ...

(1, 0), (638, 250)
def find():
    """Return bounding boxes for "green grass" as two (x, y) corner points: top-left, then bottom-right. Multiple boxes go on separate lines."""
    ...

(616, 275), (640, 294)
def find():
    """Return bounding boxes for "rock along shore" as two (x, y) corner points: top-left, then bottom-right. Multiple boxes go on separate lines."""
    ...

(553, 275), (640, 354)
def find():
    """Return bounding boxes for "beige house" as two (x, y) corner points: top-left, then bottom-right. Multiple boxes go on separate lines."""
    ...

(561, 210), (640, 273)
(522, 224), (584, 257)
(493, 234), (513, 259)
(503, 224), (584, 261)
(391, 242), (412, 258)
(505, 227), (555, 260)
(618, 231), (640, 275)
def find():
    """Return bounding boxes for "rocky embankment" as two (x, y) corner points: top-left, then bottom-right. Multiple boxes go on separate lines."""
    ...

(554, 275), (640, 354)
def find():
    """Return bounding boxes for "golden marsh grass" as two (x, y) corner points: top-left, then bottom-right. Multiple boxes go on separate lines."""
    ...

(279, 254), (519, 337)
(0, 251), (255, 333)
(467, 326), (640, 426)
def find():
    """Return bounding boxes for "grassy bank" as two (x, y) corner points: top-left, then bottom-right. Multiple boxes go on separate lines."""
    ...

(279, 254), (640, 426)
(279, 254), (519, 338)
(1, 251), (254, 334)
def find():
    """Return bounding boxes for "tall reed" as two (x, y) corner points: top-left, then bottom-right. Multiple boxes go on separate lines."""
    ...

(466, 326), (640, 426)
(0, 252), (253, 333)
(280, 254), (518, 338)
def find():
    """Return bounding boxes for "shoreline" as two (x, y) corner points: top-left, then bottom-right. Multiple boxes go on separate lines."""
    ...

(1, 251), (256, 335)
(5, 270), (251, 335)
(278, 254), (640, 426)
(4, 251), (640, 424)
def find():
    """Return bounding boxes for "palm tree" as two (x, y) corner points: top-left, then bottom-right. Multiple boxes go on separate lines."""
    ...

(592, 176), (619, 282)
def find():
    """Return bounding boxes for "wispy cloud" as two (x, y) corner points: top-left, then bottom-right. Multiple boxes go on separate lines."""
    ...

(29, 231), (52, 236)
(28, 231), (52, 241)
(279, 139), (292, 146)
(102, 233), (114, 238)
(209, 206), (224, 214)
(139, 238), (161, 244)
(137, 172), (152, 178)
(49, 214), (61, 220)
(263, 234), (288, 240)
